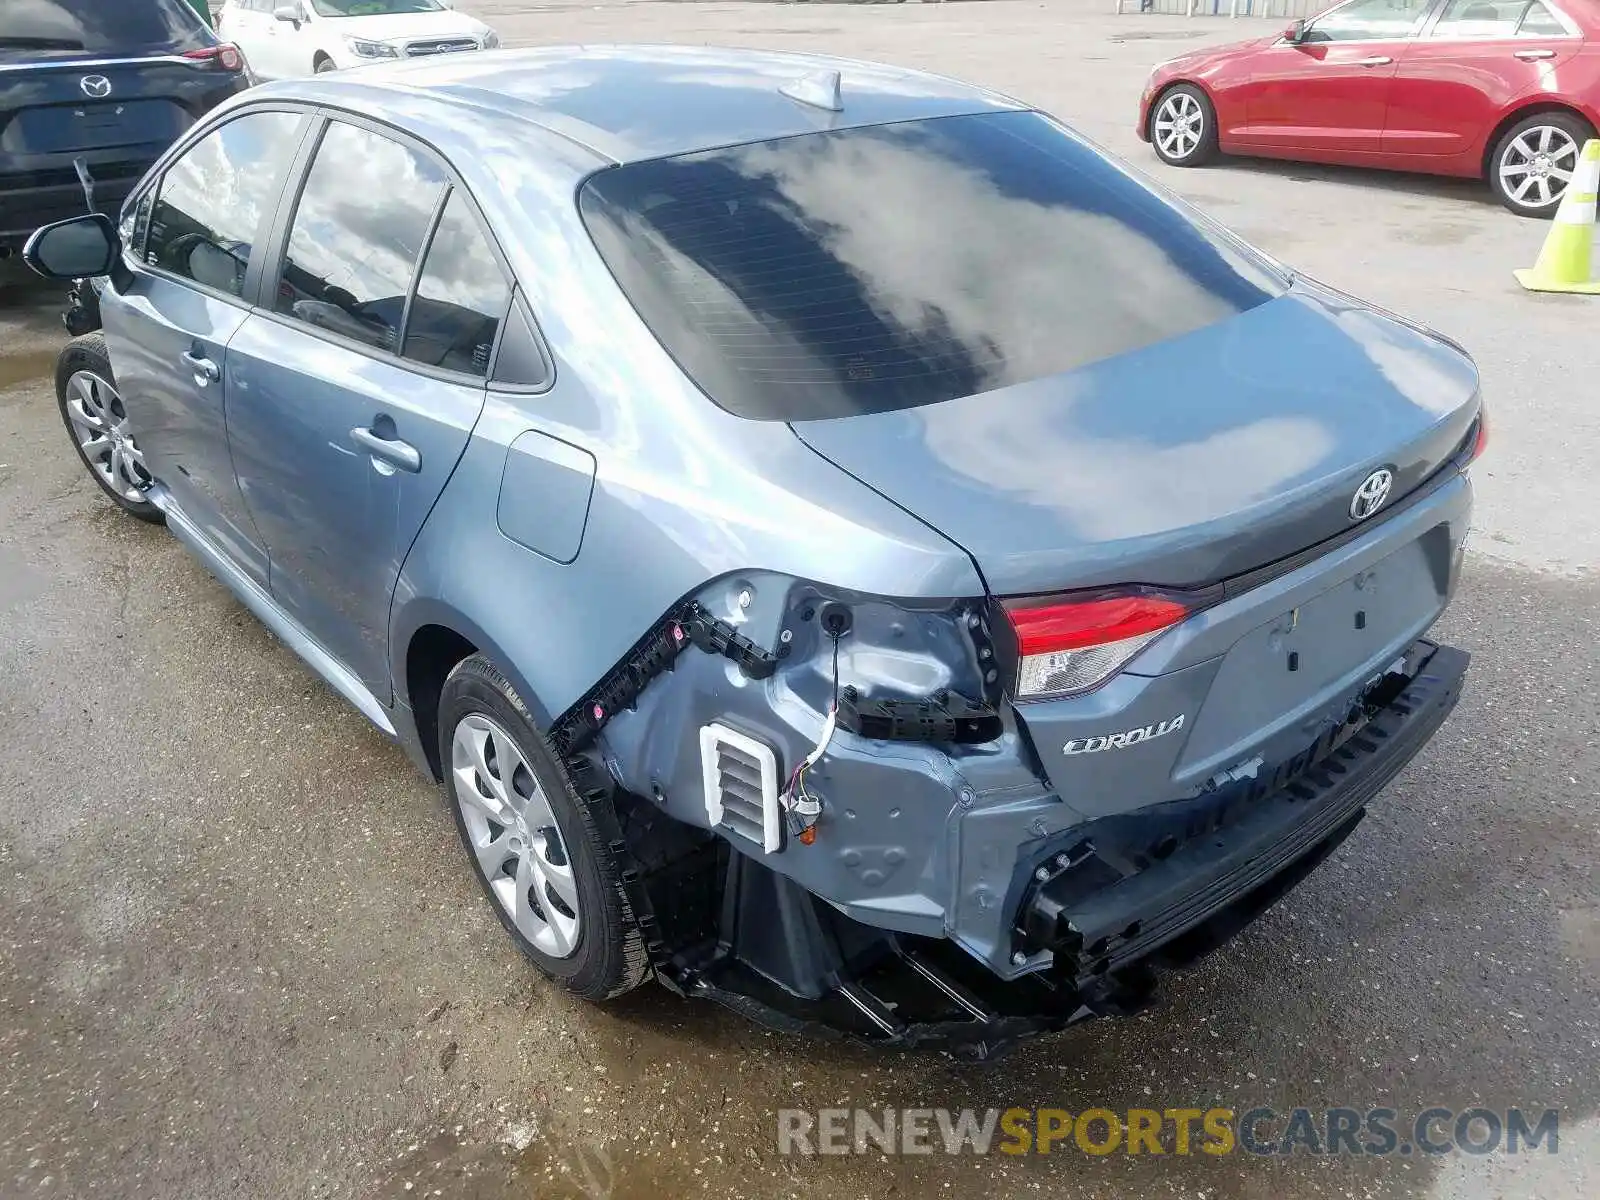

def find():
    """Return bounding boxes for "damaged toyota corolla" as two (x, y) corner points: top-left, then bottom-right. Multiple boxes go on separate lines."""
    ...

(25, 45), (1483, 1058)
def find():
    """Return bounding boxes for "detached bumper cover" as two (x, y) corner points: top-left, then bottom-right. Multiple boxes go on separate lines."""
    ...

(635, 639), (1467, 1058)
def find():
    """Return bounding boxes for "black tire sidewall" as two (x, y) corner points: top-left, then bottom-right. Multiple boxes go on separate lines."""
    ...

(1150, 84), (1219, 167)
(1492, 112), (1595, 217)
(54, 333), (164, 524)
(437, 655), (644, 999)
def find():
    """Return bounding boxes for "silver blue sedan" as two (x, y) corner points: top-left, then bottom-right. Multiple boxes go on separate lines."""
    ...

(25, 45), (1483, 1054)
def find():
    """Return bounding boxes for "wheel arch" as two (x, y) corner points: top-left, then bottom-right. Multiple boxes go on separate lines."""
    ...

(394, 599), (558, 780)
(1145, 78), (1216, 140)
(1479, 100), (1598, 179)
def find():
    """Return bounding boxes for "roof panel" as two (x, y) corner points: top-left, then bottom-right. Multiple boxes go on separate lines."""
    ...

(317, 44), (1027, 162)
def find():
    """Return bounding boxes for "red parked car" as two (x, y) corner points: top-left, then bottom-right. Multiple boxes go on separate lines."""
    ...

(1137, 0), (1600, 215)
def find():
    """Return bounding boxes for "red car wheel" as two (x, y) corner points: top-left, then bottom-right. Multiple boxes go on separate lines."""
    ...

(1149, 84), (1220, 168)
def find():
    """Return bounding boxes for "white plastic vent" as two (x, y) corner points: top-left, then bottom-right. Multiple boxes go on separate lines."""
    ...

(699, 723), (781, 854)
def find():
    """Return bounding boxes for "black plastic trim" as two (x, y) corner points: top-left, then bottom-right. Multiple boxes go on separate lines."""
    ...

(549, 602), (779, 756)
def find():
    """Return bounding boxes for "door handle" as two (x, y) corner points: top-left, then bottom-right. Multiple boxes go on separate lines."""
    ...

(1513, 48), (1557, 60)
(181, 350), (220, 386)
(1356, 55), (1393, 66)
(349, 425), (421, 474)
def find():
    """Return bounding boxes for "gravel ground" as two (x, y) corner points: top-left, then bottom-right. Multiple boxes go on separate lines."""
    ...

(1, 2), (1597, 1197)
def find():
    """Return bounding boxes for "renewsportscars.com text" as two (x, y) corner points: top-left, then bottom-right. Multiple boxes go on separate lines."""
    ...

(776, 1106), (1561, 1157)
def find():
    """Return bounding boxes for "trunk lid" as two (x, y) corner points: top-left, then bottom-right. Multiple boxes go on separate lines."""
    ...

(788, 283), (1479, 596)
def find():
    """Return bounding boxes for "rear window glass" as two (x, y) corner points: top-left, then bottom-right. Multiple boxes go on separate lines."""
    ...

(579, 110), (1286, 422)
(1, 0), (210, 55)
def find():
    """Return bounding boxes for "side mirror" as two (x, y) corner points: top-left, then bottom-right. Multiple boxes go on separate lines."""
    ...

(273, 4), (303, 23)
(22, 213), (119, 280)
(1284, 18), (1307, 42)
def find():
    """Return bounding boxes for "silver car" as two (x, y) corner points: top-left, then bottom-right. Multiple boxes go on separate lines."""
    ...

(25, 45), (1482, 1056)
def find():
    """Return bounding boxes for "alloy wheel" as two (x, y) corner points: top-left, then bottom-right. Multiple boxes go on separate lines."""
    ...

(1154, 91), (1205, 162)
(64, 370), (152, 503)
(1499, 125), (1579, 212)
(450, 713), (582, 958)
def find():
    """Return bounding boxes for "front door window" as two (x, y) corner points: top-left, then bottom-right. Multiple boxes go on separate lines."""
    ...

(1307, 0), (1434, 40)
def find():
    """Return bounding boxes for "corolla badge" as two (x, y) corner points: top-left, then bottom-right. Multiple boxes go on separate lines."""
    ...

(1063, 714), (1185, 756)
(1350, 468), (1394, 521)
(80, 75), (113, 98)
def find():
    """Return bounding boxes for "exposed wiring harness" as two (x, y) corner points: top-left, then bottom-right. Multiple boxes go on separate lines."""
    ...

(784, 633), (841, 844)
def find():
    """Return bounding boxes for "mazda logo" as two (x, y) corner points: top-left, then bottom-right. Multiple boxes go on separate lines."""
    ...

(1349, 468), (1394, 521)
(80, 75), (112, 99)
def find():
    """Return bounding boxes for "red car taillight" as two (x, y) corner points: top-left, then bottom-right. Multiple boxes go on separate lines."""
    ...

(1470, 408), (1488, 463)
(184, 43), (245, 72)
(1005, 591), (1190, 701)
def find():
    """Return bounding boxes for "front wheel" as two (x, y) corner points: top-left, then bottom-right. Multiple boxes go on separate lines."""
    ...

(1149, 84), (1220, 168)
(1490, 112), (1594, 217)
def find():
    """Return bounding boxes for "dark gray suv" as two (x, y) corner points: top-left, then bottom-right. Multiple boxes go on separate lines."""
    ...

(0, 0), (249, 266)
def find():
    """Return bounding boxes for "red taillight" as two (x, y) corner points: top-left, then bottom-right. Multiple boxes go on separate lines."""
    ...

(184, 43), (245, 72)
(1470, 409), (1488, 463)
(1005, 592), (1190, 700)
(1010, 595), (1189, 656)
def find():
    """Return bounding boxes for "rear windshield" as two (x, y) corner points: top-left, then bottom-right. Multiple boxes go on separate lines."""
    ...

(579, 111), (1287, 421)
(0, 0), (211, 56)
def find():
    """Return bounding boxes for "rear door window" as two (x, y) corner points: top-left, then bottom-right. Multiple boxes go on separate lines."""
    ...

(271, 120), (450, 355)
(1516, 0), (1569, 33)
(402, 191), (511, 377)
(144, 110), (307, 298)
(0, 0), (211, 56)
(579, 110), (1285, 421)
(1429, 0), (1524, 36)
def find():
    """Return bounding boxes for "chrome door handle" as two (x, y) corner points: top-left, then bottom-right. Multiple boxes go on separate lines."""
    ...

(181, 350), (220, 386)
(349, 425), (421, 473)
(1357, 55), (1393, 66)
(1514, 48), (1557, 60)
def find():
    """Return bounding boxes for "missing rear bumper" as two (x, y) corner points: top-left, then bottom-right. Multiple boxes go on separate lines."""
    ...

(1013, 640), (1467, 977)
(598, 638), (1468, 1059)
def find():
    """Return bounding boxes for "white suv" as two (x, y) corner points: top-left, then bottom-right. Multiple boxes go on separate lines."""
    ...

(217, 0), (499, 80)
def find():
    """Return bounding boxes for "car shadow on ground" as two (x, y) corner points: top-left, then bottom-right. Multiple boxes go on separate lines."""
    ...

(1207, 154), (1502, 211)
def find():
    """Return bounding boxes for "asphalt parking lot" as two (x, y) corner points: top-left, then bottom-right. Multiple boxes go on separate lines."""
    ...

(3, 1), (1599, 1197)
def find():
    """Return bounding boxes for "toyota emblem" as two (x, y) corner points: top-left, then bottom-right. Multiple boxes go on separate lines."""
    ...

(1349, 468), (1394, 521)
(80, 75), (113, 99)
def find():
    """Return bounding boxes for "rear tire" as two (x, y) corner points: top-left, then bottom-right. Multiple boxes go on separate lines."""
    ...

(1489, 111), (1594, 218)
(438, 654), (648, 1000)
(55, 334), (163, 525)
(1149, 83), (1220, 168)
